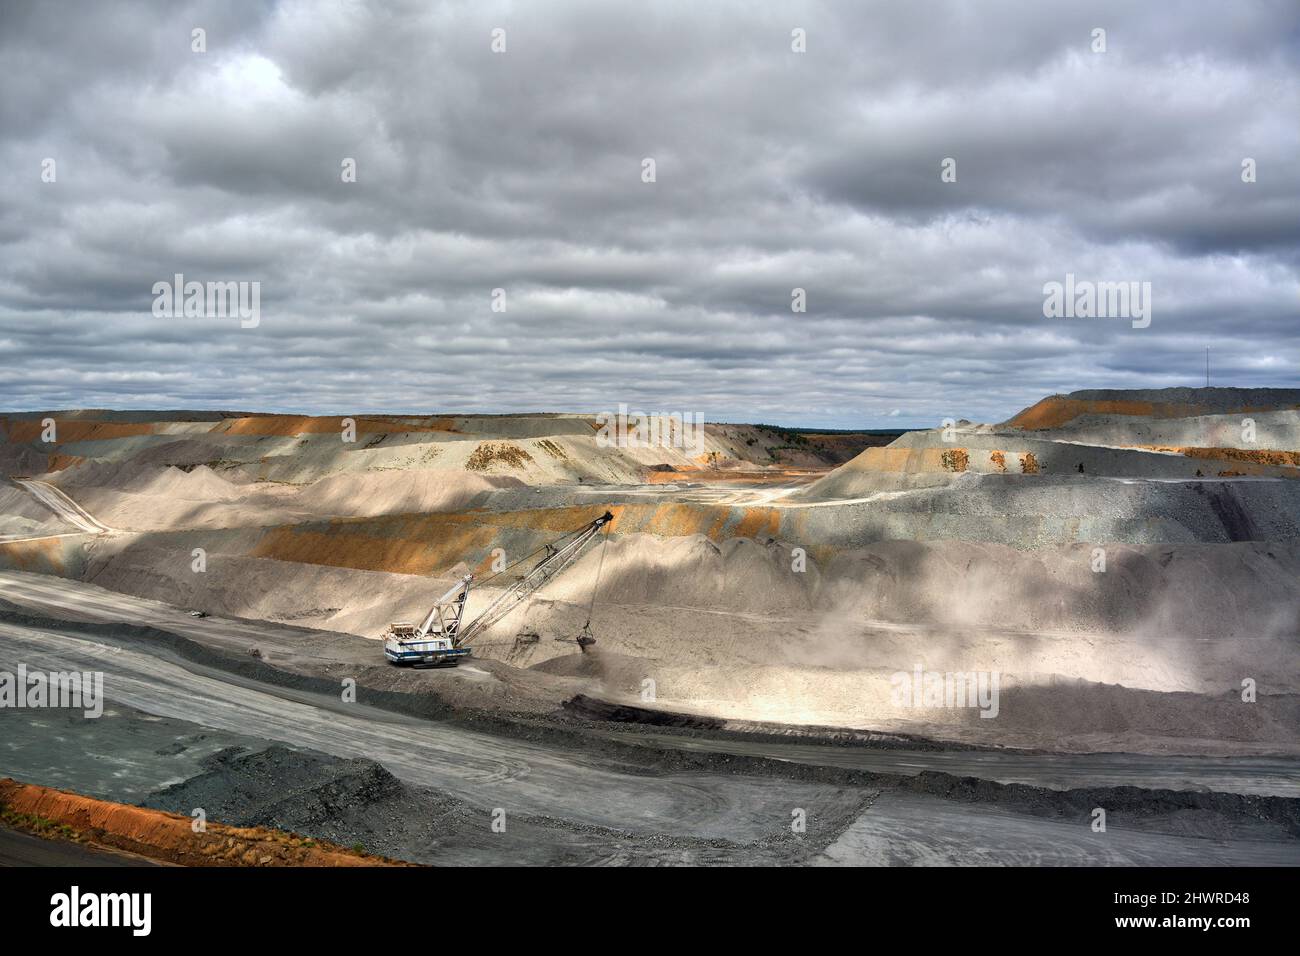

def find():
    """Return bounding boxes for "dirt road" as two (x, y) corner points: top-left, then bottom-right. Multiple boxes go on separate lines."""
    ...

(0, 826), (161, 867)
(599, 730), (1300, 797)
(11, 479), (113, 535)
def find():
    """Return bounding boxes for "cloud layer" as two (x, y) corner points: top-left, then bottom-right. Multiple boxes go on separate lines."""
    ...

(2, 0), (1297, 426)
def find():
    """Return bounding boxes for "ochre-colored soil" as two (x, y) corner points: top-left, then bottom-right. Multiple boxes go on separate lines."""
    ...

(1133, 445), (1300, 470)
(0, 413), (458, 445)
(466, 441), (534, 470)
(1005, 396), (1300, 430)
(0, 778), (411, 867)
(940, 449), (968, 472)
(211, 415), (459, 437)
(1, 419), (156, 444)
(45, 454), (85, 472)
(1007, 398), (1200, 430)
(250, 503), (787, 576)
(0, 537), (68, 572)
(841, 447), (953, 472)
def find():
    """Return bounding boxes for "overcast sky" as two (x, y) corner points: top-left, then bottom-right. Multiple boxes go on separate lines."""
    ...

(1, 1), (1297, 428)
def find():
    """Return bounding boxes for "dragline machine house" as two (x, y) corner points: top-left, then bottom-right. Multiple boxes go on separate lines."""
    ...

(383, 511), (615, 666)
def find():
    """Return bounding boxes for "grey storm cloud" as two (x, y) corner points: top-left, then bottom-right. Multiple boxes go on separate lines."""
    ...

(1, 0), (1298, 427)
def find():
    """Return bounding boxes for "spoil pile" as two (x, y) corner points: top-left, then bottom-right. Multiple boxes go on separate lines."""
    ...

(0, 481), (76, 539)
(0, 775), (407, 866)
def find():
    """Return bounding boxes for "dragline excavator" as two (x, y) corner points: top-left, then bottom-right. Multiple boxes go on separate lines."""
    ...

(383, 510), (614, 666)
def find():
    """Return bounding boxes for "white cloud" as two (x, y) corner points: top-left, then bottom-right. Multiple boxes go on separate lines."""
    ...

(0, 0), (1297, 427)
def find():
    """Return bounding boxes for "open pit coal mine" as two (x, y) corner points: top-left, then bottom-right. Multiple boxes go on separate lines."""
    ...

(2, 390), (1298, 867)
